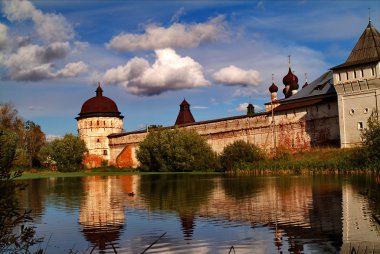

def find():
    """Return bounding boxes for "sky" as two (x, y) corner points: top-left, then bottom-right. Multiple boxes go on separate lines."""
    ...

(0, 0), (379, 138)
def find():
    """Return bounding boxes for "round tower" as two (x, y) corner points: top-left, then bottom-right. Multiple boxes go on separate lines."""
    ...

(76, 84), (124, 167)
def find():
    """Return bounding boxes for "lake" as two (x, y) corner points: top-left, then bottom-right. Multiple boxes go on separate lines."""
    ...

(15, 174), (380, 253)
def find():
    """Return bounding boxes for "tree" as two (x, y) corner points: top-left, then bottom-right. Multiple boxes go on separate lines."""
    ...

(136, 128), (219, 172)
(0, 104), (46, 168)
(39, 134), (87, 172)
(219, 140), (264, 171)
(361, 110), (380, 167)
(0, 129), (19, 179)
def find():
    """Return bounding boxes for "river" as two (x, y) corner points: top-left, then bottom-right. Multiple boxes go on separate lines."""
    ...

(15, 174), (380, 253)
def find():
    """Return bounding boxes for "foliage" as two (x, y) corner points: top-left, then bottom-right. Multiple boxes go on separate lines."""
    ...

(0, 119), (42, 252)
(136, 128), (220, 172)
(0, 129), (19, 179)
(0, 103), (45, 168)
(219, 140), (264, 171)
(360, 110), (380, 168)
(38, 134), (87, 172)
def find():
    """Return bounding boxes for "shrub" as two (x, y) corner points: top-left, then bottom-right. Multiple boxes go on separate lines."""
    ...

(38, 134), (87, 172)
(136, 128), (219, 172)
(361, 110), (380, 168)
(220, 140), (263, 171)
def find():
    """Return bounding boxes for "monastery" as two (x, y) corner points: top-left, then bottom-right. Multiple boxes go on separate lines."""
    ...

(76, 20), (380, 168)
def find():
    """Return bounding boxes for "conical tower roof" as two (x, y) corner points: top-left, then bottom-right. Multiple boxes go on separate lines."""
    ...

(175, 99), (195, 125)
(332, 21), (380, 69)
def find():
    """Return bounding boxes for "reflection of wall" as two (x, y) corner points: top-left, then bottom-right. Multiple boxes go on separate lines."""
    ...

(342, 184), (380, 245)
(78, 175), (138, 250)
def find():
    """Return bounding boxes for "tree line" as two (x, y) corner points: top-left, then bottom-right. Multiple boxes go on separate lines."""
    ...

(0, 103), (86, 173)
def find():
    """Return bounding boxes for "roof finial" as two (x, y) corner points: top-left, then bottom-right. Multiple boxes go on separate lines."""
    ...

(288, 55), (291, 68)
(369, 8), (371, 23)
(96, 82), (103, 96)
(272, 73), (274, 83)
(305, 73), (308, 83)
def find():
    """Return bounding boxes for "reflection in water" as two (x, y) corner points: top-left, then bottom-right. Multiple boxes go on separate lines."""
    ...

(16, 174), (380, 253)
(78, 175), (138, 251)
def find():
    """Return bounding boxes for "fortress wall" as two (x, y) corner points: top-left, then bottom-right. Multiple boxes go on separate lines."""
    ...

(108, 101), (340, 168)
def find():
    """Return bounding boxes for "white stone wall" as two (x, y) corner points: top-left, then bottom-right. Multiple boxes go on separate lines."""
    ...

(333, 62), (380, 148)
(77, 116), (123, 161)
(108, 100), (340, 167)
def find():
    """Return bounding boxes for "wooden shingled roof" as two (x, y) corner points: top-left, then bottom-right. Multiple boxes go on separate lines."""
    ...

(332, 21), (380, 70)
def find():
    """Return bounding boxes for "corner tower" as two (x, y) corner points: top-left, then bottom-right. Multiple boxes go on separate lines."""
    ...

(331, 20), (380, 148)
(76, 84), (124, 167)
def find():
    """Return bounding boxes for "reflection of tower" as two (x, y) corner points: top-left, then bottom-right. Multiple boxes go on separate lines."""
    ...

(79, 176), (126, 251)
(179, 212), (196, 240)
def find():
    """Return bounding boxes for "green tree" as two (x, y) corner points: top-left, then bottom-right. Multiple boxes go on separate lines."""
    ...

(0, 129), (19, 179)
(137, 128), (219, 172)
(361, 110), (380, 168)
(219, 140), (264, 171)
(39, 134), (87, 172)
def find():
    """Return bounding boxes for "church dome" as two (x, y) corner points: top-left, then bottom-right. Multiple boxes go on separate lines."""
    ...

(77, 85), (123, 119)
(290, 80), (299, 90)
(269, 82), (278, 93)
(283, 67), (298, 86)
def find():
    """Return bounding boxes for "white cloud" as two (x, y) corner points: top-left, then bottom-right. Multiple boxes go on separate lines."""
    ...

(3, 0), (74, 43)
(235, 103), (249, 112)
(57, 61), (88, 78)
(103, 48), (209, 96)
(234, 103), (262, 112)
(213, 65), (262, 86)
(106, 15), (226, 51)
(192, 106), (208, 109)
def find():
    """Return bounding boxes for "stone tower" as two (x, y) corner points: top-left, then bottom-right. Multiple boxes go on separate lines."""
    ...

(76, 84), (124, 167)
(331, 20), (380, 148)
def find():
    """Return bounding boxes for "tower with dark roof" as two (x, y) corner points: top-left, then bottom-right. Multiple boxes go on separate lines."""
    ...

(283, 57), (299, 98)
(76, 84), (124, 167)
(331, 20), (380, 148)
(175, 99), (195, 125)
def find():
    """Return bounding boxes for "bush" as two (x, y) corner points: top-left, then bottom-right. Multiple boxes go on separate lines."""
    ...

(361, 110), (380, 168)
(136, 128), (219, 172)
(220, 140), (263, 171)
(38, 134), (87, 172)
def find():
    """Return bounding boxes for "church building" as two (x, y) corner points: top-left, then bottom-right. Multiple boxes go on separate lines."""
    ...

(76, 20), (380, 168)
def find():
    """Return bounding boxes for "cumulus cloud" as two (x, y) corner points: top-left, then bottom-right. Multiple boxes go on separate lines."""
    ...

(103, 48), (209, 96)
(3, 0), (74, 43)
(106, 15), (226, 51)
(213, 65), (262, 86)
(5, 44), (87, 81)
(57, 61), (88, 78)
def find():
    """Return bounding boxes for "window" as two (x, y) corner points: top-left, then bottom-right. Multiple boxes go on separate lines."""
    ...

(97, 120), (99, 126)
(349, 109), (355, 116)
(372, 67), (376, 76)
(361, 68), (364, 77)
(328, 104), (331, 110)
(354, 70), (357, 78)
(357, 122), (364, 130)
(103, 150), (108, 155)
(346, 72), (349, 80)
(97, 138), (100, 143)
(364, 108), (369, 114)
(338, 73), (341, 82)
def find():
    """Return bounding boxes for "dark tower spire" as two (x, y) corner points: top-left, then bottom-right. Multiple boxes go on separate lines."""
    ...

(175, 99), (195, 125)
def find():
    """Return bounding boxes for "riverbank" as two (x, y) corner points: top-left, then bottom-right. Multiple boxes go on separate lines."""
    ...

(13, 147), (379, 179)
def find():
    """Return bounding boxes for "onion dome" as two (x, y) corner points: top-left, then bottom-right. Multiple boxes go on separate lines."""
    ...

(283, 67), (298, 86)
(290, 80), (299, 90)
(269, 82), (278, 93)
(76, 84), (123, 120)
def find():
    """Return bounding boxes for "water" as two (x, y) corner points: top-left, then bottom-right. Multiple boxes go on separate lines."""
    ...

(14, 174), (380, 253)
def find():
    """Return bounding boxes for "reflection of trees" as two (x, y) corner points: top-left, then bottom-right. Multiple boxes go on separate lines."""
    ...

(47, 177), (84, 211)
(222, 176), (262, 200)
(139, 174), (216, 239)
(139, 174), (215, 212)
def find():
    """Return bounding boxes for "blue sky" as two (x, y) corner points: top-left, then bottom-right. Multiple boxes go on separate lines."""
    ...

(0, 0), (379, 138)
